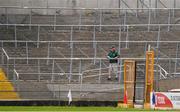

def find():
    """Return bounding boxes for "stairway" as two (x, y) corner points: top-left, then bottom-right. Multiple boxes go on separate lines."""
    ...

(0, 68), (19, 99)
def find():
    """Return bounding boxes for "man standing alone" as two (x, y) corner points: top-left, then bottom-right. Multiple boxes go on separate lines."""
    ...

(107, 46), (120, 80)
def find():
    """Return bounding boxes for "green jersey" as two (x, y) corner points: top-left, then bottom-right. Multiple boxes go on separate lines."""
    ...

(108, 51), (119, 63)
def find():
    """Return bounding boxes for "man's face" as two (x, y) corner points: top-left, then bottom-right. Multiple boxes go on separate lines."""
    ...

(111, 48), (116, 52)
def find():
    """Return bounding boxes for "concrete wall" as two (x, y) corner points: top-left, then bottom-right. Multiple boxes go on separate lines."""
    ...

(1, 0), (179, 8)
(157, 78), (180, 92)
(0, 0), (179, 15)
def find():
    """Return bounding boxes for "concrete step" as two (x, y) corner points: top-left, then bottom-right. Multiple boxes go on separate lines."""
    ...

(16, 81), (53, 99)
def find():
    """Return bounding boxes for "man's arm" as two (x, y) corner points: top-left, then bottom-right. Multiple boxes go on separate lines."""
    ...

(107, 52), (111, 59)
(114, 52), (120, 59)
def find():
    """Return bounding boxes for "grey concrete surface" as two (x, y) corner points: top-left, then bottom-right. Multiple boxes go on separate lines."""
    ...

(0, 0), (180, 15)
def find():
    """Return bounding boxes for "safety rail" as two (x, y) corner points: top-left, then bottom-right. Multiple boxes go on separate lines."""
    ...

(12, 63), (174, 81)
(0, 23), (180, 27)
(13, 64), (123, 83)
(3, 47), (179, 81)
(156, 64), (168, 79)
(82, 64), (123, 82)
(12, 64), (144, 82)
(0, 6), (180, 10)
(0, 5), (177, 32)
(13, 69), (82, 82)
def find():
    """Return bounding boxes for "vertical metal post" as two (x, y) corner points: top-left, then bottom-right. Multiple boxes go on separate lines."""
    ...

(69, 49), (73, 83)
(78, 60), (82, 83)
(38, 59), (40, 81)
(54, 9), (57, 31)
(93, 26), (96, 45)
(118, 0), (121, 16)
(156, 56), (160, 81)
(37, 25), (40, 48)
(99, 9), (102, 32)
(94, 42), (97, 65)
(156, 26), (160, 48)
(134, 0), (137, 17)
(69, 26), (73, 83)
(51, 59), (55, 82)
(141, 0), (144, 9)
(149, 0), (152, 20)
(13, 60), (16, 83)
(159, 68), (162, 80)
(13, 69), (15, 83)
(14, 25), (17, 48)
(5, 8), (8, 29)
(156, 0), (158, 9)
(58, 83), (61, 104)
(118, 26), (121, 54)
(154, 0), (158, 18)
(80, 71), (83, 93)
(6, 59), (9, 79)
(46, 0), (49, 15)
(79, 60), (82, 74)
(94, 9), (97, 24)
(148, 8), (151, 31)
(125, 25), (129, 48)
(29, 9), (32, 30)
(13, 59), (16, 70)
(26, 42), (29, 64)
(137, 0), (139, 15)
(156, 26), (161, 64)
(70, 26), (73, 48)
(167, 9), (171, 31)
(98, 59), (102, 83)
(124, 10), (127, 31)
(174, 43), (179, 73)
(79, 9), (82, 31)
(119, 59), (122, 83)
(173, 0), (176, 18)
(47, 42), (50, 65)
(14, 69), (19, 91)
(93, 26), (96, 64)
(169, 58), (171, 74)
(144, 42), (147, 58)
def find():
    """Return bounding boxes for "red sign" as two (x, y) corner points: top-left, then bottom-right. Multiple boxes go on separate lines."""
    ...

(155, 93), (173, 108)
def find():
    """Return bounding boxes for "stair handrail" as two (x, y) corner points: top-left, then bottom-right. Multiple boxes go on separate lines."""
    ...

(157, 64), (168, 79)
(2, 48), (9, 60)
(13, 69), (19, 81)
(82, 64), (123, 76)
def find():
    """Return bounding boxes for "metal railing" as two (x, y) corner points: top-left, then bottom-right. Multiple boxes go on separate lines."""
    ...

(157, 64), (168, 79)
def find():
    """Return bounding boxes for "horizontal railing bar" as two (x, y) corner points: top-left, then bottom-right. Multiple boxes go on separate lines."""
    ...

(7, 57), (180, 60)
(0, 23), (180, 27)
(2, 40), (180, 43)
(17, 72), (82, 76)
(0, 6), (180, 10)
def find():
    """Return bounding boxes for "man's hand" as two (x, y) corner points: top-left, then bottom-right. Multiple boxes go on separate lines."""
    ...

(107, 56), (111, 59)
